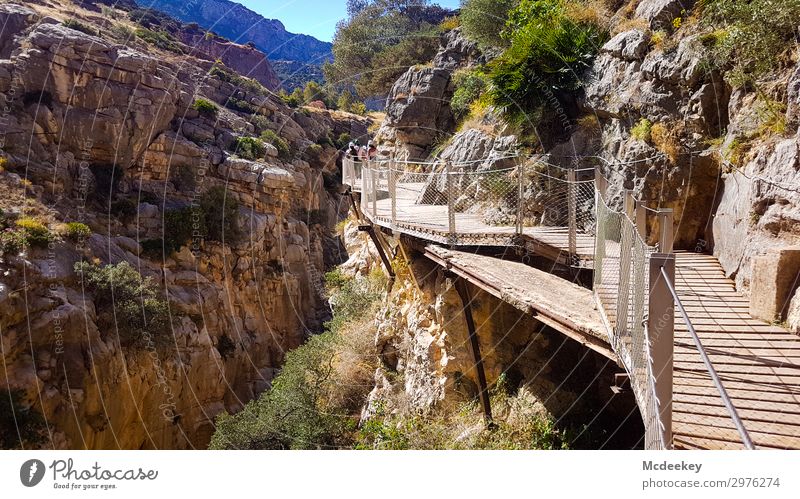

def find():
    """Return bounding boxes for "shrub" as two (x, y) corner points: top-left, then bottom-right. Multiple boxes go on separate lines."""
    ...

(225, 98), (257, 114)
(15, 218), (53, 247)
(0, 229), (27, 256)
(451, 68), (489, 121)
(135, 28), (183, 54)
(171, 165), (196, 192)
(193, 98), (218, 118)
(350, 102), (367, 116)
(260, 130), (291, 161)
(439, 15), (461, 32)
(163, 206), (204, 254)
(231, 136), (266, 161)
(110, 198), (137, 221)
(209, 65), (266, 95)
(702, 0), (800, 87)
(62, 19), (96, 36)
(200, 186), (239, 243)
(460, 0), (517, 48)
(64, 222), (91, 241)
(75, 261), (169, 347)
(335, 133), (351, 150)
(630, 118), (653, 142)
(305, 143), (324, 161)
(209, 270), (384, 449)
(0, 389), (44, 449)
(651, 122), (682, 163)
(488, 0), (606, 126)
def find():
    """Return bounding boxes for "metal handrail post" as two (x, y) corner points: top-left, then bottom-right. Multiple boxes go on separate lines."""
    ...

(648, 253), (675, 449)
(516, 159), (524, 236)
(447, 161), (456, 247)
(389, 155), (397, 228)
(370, 160), (377, 218)
(568, 169), (577, 265)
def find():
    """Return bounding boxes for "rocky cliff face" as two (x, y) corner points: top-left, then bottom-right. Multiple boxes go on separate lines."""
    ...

(375, 28), (483, 160)
(147, 0), (332, 64)
(0, 3), (366, 449)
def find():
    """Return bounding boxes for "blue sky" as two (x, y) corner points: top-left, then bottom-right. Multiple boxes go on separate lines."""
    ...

(234, 0), (462, 42)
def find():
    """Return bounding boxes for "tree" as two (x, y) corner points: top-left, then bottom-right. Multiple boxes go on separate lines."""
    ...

(460, 0), (518, 49)
(290, 87), (304, 106)
(337, 89), (354, 112)
(303, 81), (323, 104)
(324, 0), (453, 99)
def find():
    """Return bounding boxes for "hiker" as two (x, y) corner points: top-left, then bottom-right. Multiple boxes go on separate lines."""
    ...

(367, 142), (377, 160)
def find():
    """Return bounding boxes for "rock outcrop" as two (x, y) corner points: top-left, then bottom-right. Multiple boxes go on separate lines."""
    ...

(0, 3), (363, 449)
(375, 29), (484, 160)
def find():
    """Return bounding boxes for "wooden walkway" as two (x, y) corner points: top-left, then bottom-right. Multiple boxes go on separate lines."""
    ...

(362, 180), (595, 266)
(670, 252), (800, 450)
(353, 174), (800, 450)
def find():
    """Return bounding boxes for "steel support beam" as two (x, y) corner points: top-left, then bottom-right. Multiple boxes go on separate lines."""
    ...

(453, 277), (493, 428)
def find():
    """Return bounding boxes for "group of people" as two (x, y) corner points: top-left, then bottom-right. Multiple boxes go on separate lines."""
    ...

(345, 140), (377, 161)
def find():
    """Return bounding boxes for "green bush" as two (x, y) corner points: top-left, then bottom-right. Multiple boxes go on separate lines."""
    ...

(231, 136), (266, 161)
(0, 389), (44, 449)
(15, 218), (54, 247)
(64, 222), (91, 241)
(0, 229), (27, 256)
(163, 206), (204, 253)
(193, 98), (218, 118)
(63, 19), (97, 36)
(451, 68), (490, 121)
(460, 0), (518, 49)
(74, 261), (169, 347)
(260, 130), (291, 161)
(488, 0), (605, 125)
(335, 132), (352, 150)
(225, 98), (257, 114)
(110, 198), (137, 222)
(630, 118), (653, 142)
(135, 28), (183, 53)
(209, 65), (267, 95)
(209, 270), (384, 449)
(305, 143), (324, 161)
(200, 187), (239, 243)
(702, 0), (800, 87)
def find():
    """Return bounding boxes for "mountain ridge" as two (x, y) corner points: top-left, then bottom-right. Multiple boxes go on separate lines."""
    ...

(145, 0), (332, 64)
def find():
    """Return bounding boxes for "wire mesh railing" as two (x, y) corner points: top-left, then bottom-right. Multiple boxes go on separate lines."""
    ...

(344, 156), (595, 261)
(593, 189), (666, 449)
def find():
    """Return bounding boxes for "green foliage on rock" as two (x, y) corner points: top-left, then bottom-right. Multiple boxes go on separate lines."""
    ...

(134, 28), (183, 54)
(74, 261), (170, 347)
(324, 0), (453, 98)
(231, 136), (266, 161)
(701, 0), (800, 87)
(209, 270), (385, 449)
(451, 68), (490, 121)
(64, 222), (91, 241)
(460, 0), (518, 49)
(15, 217), (54, 248)
(62, 19), (97, 36)
(260, 130), (291, 161)
(193, 98), (218, 118)
(487, 0), (606, 126)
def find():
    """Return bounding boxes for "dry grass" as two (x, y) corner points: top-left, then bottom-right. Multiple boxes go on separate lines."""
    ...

(651, 122), (683, 164)
(565, 0), (613, 32)
(0, 172), (56, 225)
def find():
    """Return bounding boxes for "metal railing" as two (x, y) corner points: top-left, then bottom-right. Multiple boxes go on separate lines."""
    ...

(343, 155), (595, 261)
(593, 166), (753, 450)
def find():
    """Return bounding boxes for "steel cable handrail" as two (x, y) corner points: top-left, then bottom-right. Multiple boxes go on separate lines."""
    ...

(659, 266), (756, 450)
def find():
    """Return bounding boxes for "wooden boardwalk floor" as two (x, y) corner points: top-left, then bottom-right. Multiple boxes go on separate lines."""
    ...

(356, 181), (800, 449)
(670, 252), (800, 450)
(361, 181), (595, 265)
